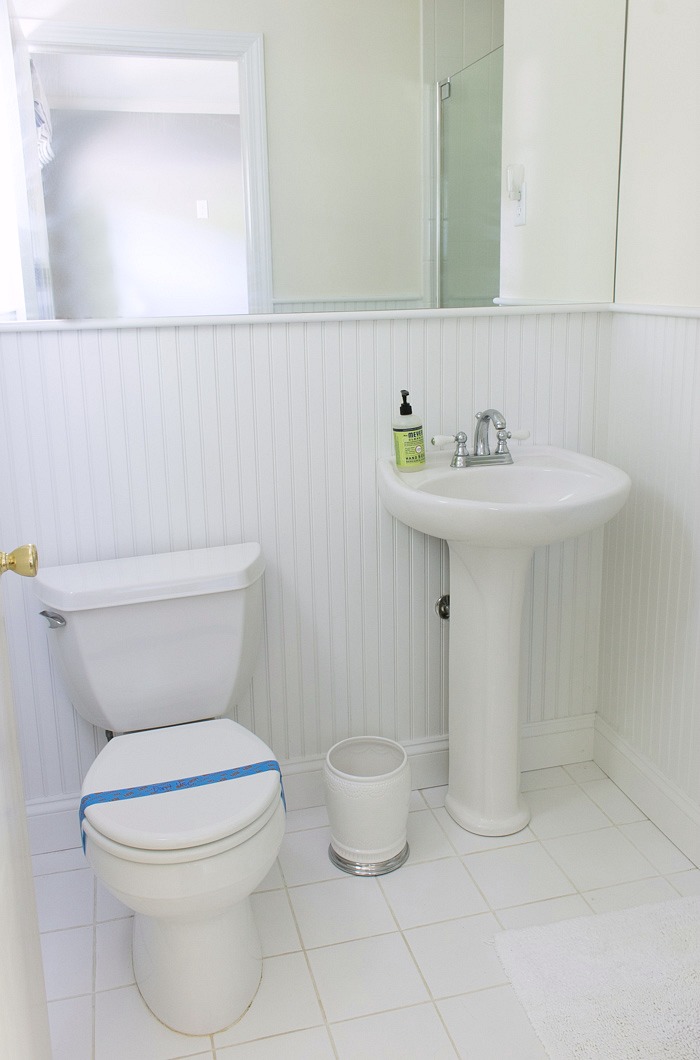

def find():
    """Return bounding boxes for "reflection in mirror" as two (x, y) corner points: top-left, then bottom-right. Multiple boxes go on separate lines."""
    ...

(1, 20), (272, 321)
(2, 1), (627, 322)
(439, 48), (503, 308)
(5, 1), (422, 321)
(34, 53), (249, 318)
(498, 0), (626, 306)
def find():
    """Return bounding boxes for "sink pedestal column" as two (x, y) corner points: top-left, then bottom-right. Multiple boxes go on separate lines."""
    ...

(443, 542), (533, 836)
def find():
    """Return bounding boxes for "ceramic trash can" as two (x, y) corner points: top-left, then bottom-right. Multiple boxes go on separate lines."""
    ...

(323, 737), (411, 875)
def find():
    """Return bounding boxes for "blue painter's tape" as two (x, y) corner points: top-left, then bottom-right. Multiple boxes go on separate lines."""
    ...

(79, 759), (285, 853)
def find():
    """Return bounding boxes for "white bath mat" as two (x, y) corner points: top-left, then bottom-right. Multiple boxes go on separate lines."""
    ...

(495, 896), (700, 1059)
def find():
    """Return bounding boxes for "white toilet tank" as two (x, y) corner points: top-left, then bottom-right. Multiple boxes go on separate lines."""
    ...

(33, 544), (265, 734)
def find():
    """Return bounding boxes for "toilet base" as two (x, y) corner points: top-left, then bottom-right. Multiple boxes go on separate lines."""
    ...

(133, 897), (262, 1035)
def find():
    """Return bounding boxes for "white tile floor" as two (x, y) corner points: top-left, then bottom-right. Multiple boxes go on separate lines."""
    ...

(32, 762), (700, 1059)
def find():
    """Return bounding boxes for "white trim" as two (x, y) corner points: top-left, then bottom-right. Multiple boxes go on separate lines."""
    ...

(23, 716), (597, 822)
(594, 717), (700, 868)
(0, 303), (615, 334)
(15, 24), (273, 315)
(26, 721), (700, 870)
(521, 714), (596, 772)
(610, 303), (700, 318)
(237, 34), (273, 313)
(277, 715), (595, 812)
(25, 792), (80, 816)
(3, 303), (699, 333)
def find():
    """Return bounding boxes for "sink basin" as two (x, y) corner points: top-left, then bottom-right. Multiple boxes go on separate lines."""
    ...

(378, 444), (631, 838)
(377, 446), (631, 549)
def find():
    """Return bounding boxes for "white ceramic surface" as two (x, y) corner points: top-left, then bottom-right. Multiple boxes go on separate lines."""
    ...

(35, 545), (286, 1034)
(377, 445), (631, 549)
(33, 544), (264, 733)
(87, 797), (286, 1035)
(379, 446), (630, 836)
(324, 738), (411, 867)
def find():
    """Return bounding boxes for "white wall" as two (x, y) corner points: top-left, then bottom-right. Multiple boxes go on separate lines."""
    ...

(615, 0), (700, 307)
(3, 304), (700, 863)
(16, 0), (424, 309)
(595, 310), (700, 860)
(590, 3), (700, 861)
(0, 308), (609, 808)
(500, 0), (625, 304)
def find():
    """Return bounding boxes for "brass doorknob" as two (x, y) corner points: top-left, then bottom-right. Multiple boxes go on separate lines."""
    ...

(0, 544), (39, 578)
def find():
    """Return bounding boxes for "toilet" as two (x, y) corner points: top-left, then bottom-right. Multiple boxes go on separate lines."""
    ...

(33, 543), (285, 1036)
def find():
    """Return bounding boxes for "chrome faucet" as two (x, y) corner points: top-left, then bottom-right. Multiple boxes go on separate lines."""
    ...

(431, 409), (527, 467)
(472, 409), (513, 464)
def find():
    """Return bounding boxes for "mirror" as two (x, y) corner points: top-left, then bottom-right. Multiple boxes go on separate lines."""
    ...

(31, 53), (252, 318)
(2, 1), (626, 321)
(2, 18), (272, 319)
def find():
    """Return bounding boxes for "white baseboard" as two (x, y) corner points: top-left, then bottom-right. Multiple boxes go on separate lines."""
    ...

(278, 737), (451, 811)
(521, 714), (595, 772)
(24, 715), (597, 820)
(280, 715), (595, 812)
(594, 717), (700, 868)
(25, 718), (699, 872)
(26, 793), (81, 816)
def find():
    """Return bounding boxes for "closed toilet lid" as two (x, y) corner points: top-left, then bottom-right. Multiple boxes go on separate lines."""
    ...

(81, 719), (283, 850)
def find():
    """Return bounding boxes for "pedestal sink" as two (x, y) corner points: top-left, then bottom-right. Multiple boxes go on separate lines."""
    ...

(378, 446), (631, 836)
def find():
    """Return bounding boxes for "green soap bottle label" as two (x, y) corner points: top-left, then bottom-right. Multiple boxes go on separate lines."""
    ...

(394, 426), (426, 467)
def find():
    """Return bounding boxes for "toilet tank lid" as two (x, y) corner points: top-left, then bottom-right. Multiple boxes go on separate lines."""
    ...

(33, 543), (264, 611)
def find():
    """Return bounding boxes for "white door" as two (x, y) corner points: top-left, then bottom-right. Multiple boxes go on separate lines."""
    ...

(0, 544), (51, 1059)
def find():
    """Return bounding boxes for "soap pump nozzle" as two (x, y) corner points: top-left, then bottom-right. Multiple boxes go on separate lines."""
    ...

(399, 390), (412, 415)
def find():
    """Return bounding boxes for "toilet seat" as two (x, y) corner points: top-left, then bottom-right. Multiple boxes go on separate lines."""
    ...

(81, 718), (283, 852)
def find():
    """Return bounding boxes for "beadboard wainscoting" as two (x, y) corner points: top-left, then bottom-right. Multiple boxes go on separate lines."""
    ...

(0, 310), (611, 811)
(596, 311), (700, 865)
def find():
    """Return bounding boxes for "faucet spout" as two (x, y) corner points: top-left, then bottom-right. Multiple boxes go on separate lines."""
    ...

(473, 409), (507, 457)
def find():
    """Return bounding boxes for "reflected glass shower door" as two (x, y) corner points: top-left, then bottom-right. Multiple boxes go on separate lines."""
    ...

(439, 47), (503, 308)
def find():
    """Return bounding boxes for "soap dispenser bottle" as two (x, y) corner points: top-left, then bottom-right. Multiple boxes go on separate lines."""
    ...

(393, 390), (426, 472)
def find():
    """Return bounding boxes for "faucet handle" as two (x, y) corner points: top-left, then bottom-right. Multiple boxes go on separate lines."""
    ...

(494, 427), (529, 457)
(430, 433), (470, 467)
(450, 432), (470, 468)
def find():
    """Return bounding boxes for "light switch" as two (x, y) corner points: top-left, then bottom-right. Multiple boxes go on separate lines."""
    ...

(514, 184), (527, 226)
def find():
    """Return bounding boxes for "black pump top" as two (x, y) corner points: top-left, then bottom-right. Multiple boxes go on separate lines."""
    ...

(399, 389), (412, 415)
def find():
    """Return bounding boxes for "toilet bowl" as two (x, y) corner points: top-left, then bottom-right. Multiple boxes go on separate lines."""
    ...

(82, 719), (285, 1034)
(34, 544), (285, 1034)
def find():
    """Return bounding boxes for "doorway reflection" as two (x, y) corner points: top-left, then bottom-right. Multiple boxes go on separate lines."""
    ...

(31, 51), (248, 318)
